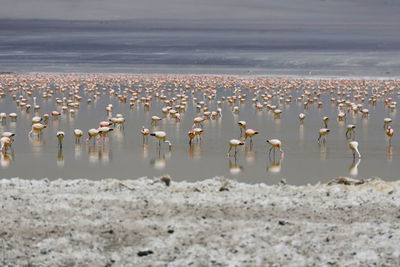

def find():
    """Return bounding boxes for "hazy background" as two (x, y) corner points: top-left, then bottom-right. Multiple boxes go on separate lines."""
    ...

(1, 0), (400, 76)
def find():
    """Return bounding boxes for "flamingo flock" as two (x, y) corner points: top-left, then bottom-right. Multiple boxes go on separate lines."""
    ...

(1, 74), (399, 177)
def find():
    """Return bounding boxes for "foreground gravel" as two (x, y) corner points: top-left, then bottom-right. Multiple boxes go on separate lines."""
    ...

(1, 176), (400, 266)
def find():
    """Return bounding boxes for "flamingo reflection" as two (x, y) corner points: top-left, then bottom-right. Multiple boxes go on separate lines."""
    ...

(267, 158), (282, 174)
(267, 139), (284, 161)
(245, 146), (256, 163)
(88, 144), (111, 164)
(57, 147), (64, 167)
(150, 150), (171, 170)
(0, 150), (13, 168)
(318, 143), (328, 160)
(74, 143), (82, 160)
(349, 158), (361, 177)
(387, 145), (393, 163)
(189, 142), (203, 159)
(228, 157), (243, 175)
(142, 143), (149, 159)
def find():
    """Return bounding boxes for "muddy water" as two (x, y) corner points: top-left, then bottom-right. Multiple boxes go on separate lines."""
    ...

(0, 77), (399, 185)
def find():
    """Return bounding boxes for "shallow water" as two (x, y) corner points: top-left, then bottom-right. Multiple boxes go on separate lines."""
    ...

(0, 75), (399, 185)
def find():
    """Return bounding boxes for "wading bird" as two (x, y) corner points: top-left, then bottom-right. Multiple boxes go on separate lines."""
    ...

(386, 126), (394, 145)
(86, 128), (103, 145)
(238, 121), (246, 136)
(383, 118), (392, 129)
(227, 139), (244, 157)
(0, 136), (11, 153)
(298, 113), (306, 122)
(348, 141), (361, 159)
(188, 130), (195, 145)
(74, 129), (83, 143)
(150, 131), (171, 150)
(57, 131), (65, 149)
(322, 116), (329, 128)
(266, 139), (284, 160)
(346, 124), (356, 139)
(244, 129), (259, 146)
(151, 116), (162, 125)
(318, 128), (330, 144)
(141, 126), (150, 143)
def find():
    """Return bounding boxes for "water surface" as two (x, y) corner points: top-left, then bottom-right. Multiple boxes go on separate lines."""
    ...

(0, 75), (399, 185)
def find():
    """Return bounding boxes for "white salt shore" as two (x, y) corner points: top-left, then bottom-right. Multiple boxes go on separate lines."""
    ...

(1, 176), (400, 266)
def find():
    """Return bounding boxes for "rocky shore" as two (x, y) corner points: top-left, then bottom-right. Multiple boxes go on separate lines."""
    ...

(1, 176), (400, 266)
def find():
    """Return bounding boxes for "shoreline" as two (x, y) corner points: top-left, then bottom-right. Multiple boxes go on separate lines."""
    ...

(1, 176), (400, 265)
(0, 72), (400, 81)
(1, 71), (399, 80)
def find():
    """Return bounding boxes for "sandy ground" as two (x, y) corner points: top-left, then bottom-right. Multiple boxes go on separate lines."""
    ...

(1, 176), (400, 266)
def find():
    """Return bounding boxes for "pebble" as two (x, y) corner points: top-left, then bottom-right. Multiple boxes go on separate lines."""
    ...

(137, 250), (154, 257)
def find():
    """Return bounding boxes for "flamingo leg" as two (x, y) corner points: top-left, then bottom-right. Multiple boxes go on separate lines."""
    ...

(227, 145), (232, 156)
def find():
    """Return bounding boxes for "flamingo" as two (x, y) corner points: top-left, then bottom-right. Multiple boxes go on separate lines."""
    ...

(298, 113), (306, 122)
(238, 121), (246, 136)
(345, 124), (356, 139)
(383, 118), (392, 129)
(141, 126), (150, 143)
(9, 113), (17, 122)
(43, 114), (49, 124)
(227, 139), (245, 157)
(98, 127), (114, 141)
(113, 114), (125, 129)
(244, 129), (259, 146)
(348, 141), (361, 159)
(86, 128), (103, 144)
(266, 139), (284, 160)
(0, 136), (11, 153)
(151, 116), (162, 125)
(51, 111), (60, 119)
(386, 126), (394, 145)
(188, 130), (195, 145)
(361, 109), (369, 118)
(150, 131), (169, 150)
(29, 123), (46, 137)
(192, 127), (205, 142)
(337, 108), (346, 121)
(164, 140), (172, 152)
(322, 116), (329, 128)
(193, 116), (205, 127)
(32, 116), (42, 124)
(1, 131), (15, 140)
(318, 128), (330, 144)
(57, 131), (65, 149)
(99, 121), (113, 127)
(273, 109), (282, 118)
(73, 129), (83, 143)
(0, 113), (6, 124)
